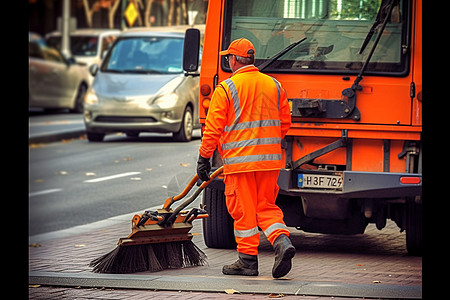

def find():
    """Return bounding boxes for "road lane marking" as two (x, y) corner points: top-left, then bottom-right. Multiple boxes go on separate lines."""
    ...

(84, 172), (141, 183)
(29, 188), (63, 197)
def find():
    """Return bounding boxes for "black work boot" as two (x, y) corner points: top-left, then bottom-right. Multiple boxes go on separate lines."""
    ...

(272, 234), (296, 278)
(222, 253), (258, 276)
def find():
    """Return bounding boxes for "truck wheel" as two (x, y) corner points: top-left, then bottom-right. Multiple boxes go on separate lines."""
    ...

(406, 199), (422, 256)
(202, 186), (236, 249)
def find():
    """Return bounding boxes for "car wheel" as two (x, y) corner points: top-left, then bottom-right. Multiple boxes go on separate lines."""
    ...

(87, 131), (105, 142)
(70, 84), (87, 113)
(173, 106), (193, 142)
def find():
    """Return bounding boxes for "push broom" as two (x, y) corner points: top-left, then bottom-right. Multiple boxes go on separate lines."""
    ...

(89, 166), (223, 274)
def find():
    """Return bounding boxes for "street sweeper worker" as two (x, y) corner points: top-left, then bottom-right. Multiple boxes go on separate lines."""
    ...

(196, 38), (296, 278)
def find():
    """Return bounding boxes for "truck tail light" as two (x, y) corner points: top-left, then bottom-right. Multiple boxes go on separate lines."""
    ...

(400, 177), (421, 184)
(202, 98), (211, 108)
(200, 84), (211, 96)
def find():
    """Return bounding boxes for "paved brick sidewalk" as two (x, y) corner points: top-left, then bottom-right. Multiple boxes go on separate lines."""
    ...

(29, 215), (421, 298)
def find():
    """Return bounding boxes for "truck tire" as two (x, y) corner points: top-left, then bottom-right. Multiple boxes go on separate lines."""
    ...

(406, 199), (422, 256)
(202, 186), (236, 249)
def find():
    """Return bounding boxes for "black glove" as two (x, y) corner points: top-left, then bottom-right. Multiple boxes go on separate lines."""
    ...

(197, 154), (211, 182)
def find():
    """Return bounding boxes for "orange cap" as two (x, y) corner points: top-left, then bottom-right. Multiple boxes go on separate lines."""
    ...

(219, 38), (255, 57)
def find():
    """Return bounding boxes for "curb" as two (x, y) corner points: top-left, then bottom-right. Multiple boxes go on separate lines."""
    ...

(29, 129), (86, 145)
(29, 271), (422, 299)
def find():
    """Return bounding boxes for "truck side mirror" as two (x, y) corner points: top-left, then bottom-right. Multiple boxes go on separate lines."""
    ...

(183, 28), (200, 74)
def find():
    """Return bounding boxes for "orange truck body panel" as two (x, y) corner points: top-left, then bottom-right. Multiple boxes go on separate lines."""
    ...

(200, 0), (421, 175)
(192, 0), (422, 253)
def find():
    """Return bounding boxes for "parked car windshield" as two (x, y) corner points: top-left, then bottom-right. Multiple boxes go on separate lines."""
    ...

(101, 36), (184, 74)
(223, 0), (408, 75)
(47, 36), (100, 56)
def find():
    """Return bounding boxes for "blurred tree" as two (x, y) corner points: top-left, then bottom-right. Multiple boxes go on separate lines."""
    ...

(30, 0), (206, 33)
(106, 0), (121, 28)
(168, 0), (187, 26)
(144, 0), (154, 26)
(81, 0), (98, 27)
(82, 0), (120, 28)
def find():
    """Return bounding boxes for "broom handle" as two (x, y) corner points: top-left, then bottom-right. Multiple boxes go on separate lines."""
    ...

(162, 166), (224, 210)
(162, 175), (199, 210)
(164, 166), (224, 225)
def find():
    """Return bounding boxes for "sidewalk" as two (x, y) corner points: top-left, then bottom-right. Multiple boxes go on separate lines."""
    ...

(29, 112), (86, 144)
(29, 210), (422, 299)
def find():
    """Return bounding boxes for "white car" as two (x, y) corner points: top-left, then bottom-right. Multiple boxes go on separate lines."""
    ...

(46, 29), (120, 85)
(29, 32), (90, 113)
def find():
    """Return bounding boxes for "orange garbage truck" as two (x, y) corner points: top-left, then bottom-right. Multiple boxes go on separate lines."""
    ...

(183, 0), (422, 255)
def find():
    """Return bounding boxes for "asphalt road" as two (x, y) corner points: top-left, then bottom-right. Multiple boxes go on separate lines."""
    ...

(29, 114), (203, 235)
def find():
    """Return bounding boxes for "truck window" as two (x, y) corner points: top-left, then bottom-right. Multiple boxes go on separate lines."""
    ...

(222, 0), (409, 75)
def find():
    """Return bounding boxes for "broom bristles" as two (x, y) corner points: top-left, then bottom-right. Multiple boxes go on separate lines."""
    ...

(89, 240), (207, 274)
(182, 240), (207, 267)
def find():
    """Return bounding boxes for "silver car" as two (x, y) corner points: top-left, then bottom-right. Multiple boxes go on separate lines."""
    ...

(84, 27), (202, 142)
(29, 32), (90, 113)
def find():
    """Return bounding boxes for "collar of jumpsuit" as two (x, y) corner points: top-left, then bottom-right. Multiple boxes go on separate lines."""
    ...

(232, 64), (258, 76)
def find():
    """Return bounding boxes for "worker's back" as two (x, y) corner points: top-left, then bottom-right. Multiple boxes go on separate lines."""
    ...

(218, 65), (290, 174)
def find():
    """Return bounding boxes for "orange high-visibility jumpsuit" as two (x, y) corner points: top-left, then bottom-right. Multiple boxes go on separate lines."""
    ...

(199, 65), (292, 256)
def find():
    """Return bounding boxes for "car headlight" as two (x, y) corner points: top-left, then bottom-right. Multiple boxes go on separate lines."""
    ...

(152, 92), (178, 109)
(85, 90), (99, 105)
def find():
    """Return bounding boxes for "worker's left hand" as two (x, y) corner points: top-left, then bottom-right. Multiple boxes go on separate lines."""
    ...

(197, 154), (211, 182)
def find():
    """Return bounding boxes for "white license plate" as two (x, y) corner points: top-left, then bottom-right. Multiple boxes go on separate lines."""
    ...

(298, 174), (343, 189)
